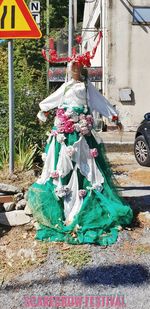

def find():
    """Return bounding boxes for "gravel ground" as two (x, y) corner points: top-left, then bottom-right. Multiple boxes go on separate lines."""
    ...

(0, 152), (149, 309)
(0, 229), (150, 309)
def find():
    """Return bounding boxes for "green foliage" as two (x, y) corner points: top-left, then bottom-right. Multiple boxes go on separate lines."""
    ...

(0, 47), (8, 145)
(58, 246), (92, 269)
(0, 138), (9, 169)
(15, 135), (38, 171)
(0, 135), (38, 171)
(0, 1), (84, 168)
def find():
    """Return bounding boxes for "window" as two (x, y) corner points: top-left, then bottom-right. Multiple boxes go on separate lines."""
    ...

(95, 15), (100, 29)
(133, 7), (150, 24)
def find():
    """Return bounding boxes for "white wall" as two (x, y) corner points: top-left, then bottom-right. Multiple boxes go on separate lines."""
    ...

(82, 0), (150, 130)
(107, 0), (150, 130)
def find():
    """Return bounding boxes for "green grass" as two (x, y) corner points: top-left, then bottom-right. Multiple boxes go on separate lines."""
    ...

(58, 246), (92, 269)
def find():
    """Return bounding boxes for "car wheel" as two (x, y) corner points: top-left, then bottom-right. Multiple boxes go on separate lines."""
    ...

(134, 135), (150, 166)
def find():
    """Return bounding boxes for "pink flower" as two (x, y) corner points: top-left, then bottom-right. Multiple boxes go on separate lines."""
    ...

(79, 114), (86, 120)
(86, 115), (94, 125)
(64, 120), (74, 133)
(57, 124), (65, 133)
(56, 109), (70, 123)
(90, 148), (98, 158)
(51, 130), (58, 136)
(87, 124), (92, 130)
(80, 126), (89, 135)
(79, 189), (87, 198)
(50, 171), (59, 179)
(59, 114), (69, 122)
(56, 108), (65, 117)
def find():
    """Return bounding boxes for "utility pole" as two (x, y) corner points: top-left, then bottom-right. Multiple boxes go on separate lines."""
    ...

(8, 40), (14, 174)
(68, 0), (73, 80)
(46, 0), (50, 92)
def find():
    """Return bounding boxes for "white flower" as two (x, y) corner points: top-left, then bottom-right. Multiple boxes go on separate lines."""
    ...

(86, 184), (103, 193)
(55, 186), (70, 198)
(41, 153), (47, 162)
(65, 109), (79, 123)
(66, 146), (75, 157)
(74, 123), (81, 132)
(54, 117), (61, 126)
(92, 183), (103, 192)
(71, 115), (79, 122)
(79, 119), (88, 127)
(74, 224), (81, 232)
(64, 107), (73, 117)
(56, 133), (66, 143)
(84, 105), (88, 113)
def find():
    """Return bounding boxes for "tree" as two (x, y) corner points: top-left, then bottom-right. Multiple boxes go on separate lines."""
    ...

(0, 0), (85, 162)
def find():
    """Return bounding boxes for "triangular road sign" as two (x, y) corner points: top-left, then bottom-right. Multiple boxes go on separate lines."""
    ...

(0, 0), (42, 39)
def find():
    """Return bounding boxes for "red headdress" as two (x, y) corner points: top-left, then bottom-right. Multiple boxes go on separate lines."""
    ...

(42, 31), (102, 67)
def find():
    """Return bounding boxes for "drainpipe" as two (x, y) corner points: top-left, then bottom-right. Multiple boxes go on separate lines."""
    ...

(102, 0), (108, 97)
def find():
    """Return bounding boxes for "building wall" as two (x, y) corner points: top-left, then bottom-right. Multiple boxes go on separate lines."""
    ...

(82, 0), (150, 131)
(107, 0), (150, 130)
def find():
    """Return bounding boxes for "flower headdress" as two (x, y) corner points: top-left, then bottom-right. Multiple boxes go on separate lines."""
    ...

(42, 31), (102, 67)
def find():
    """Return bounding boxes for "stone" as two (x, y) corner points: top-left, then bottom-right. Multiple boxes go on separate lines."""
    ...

(0, 183), (21, 194)
(24, 204), (32, 215)
(143, 211), (150, 220)
(15, 199), (26, 210)
(14, 192), (24, 203)
(24, 191), (28, 201)
(0, 210), (31, 226)
(3, 202), (15, 212)
(139, 211), (150, 222)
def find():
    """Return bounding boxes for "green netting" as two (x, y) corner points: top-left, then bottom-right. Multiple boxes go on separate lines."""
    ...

(28, 129), (133, 246)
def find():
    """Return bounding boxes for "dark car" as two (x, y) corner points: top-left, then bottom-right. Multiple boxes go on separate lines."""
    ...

(134, 113), (150, 166)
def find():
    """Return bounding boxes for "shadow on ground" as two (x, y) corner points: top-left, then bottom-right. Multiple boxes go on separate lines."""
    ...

(0, 225), (11, 238)
(116, 185), (150, 228)
(1, 264), (149, 291)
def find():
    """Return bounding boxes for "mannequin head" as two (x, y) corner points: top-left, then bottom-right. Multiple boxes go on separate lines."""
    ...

(71, 62), (83, 81)
(71, 61), (88, 81)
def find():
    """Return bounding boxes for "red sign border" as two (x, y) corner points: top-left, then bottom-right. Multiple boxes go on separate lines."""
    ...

(0, 0), (42, 39)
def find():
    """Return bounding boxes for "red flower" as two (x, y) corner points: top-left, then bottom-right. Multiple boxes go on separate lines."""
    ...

(76, 35), (82, 45)
(112, 115), (118, 122)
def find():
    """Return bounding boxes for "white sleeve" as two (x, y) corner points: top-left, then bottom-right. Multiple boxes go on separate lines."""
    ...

(39, 82), (66, 111)
(87, 81), (118, 119)
(37, 110), (47, 122)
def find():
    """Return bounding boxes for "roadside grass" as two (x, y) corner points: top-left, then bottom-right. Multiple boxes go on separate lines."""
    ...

(57, 245), (92, 269)
(0, 225), (92, 284)
(0, 226), (52, 283)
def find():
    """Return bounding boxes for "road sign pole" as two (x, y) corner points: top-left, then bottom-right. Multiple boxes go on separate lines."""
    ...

(8, 40), (14, 174)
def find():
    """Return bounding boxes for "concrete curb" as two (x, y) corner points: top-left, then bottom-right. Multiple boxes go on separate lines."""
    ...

(104, 142), (134, 152)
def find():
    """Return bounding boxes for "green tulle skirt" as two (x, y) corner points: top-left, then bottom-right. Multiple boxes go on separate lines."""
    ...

(28, 129), (133, 246)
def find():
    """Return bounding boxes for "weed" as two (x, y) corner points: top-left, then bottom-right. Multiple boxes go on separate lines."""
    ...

(135, 244), (150, 255)
(58, 246), (92, 269)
